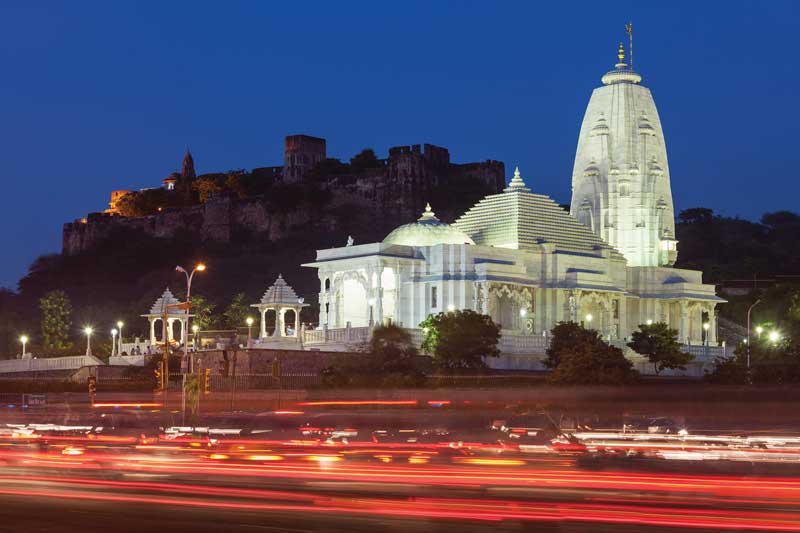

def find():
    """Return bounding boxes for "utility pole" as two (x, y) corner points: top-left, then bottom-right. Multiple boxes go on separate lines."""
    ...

(229, 351), (238, 411)
(746, 298), (762, 383)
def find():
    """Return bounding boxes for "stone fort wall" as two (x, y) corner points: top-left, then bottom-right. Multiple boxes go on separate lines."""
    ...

(62, 140), (504, 255)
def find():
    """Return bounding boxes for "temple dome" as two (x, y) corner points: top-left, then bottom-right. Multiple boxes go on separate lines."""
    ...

(383, 204), (475, 247)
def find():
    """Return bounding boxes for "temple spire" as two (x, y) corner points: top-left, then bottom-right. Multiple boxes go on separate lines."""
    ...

(181, 148), (196, 180)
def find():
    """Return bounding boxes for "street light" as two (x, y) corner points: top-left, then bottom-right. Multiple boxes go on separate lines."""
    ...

(746, 299), (762, 374)
(175, 263), (207, 365)
(646, 319), (653, 325)
(117, 321), (124, 354)
(176, 263), (206, 426)
(246, 317), (254, 347)
(585, 313), (593, 324)
(111, 328), (118, 357)
(769, 330), (781, 344)
(84, 327), (93, 357)
(19, 335), (28, 358)
(703, 322), (710, 346)
(192, 324), (200, 351)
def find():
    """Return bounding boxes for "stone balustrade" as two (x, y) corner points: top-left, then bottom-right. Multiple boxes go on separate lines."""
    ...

(0, 355), (105, 374)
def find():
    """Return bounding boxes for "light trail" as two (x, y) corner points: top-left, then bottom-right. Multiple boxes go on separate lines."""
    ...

(0, 475), (798, 530)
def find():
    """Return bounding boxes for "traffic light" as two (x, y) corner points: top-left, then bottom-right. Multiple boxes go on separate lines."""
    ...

(203, 368), (211, 394)
(154, 363), (163, 390)
(87, 375), (97, 398)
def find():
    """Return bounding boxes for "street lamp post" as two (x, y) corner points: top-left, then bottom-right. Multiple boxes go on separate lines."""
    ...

(84, 327), (93, 357)
(175, 263), (206, 425)
(175, 263), (206, 369)
(192, 324), (199, 351)
(246, 317), (254, 348)
(19, 335), (28, 358)
(117, 321), (124, 354)
(746, 299), (762, 374)
(111, 328), (118, 357)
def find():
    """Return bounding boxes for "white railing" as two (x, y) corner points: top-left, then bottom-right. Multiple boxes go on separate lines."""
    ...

(498, 334), (550, 355)
(304, 324), (372, 345)
(0, 355), (105, 374)
(304, 329), (326, 344)
(681, 344), (727, 361)
(119, 339), (153, 356)
(108, 354), (147, 366)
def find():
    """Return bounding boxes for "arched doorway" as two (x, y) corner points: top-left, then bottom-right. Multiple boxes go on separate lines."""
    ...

(283, 309), (297, 336)
(341, 278), (368, 326)
(264, 309), (277, 337)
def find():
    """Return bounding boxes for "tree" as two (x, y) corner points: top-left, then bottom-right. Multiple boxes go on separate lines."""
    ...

(546, 321), (638, 385)
(223, 292), (251, 329)
(367, 324), (420, 376)
(549, 339), (638, 385)
(39, 290), (73, 352)
(678, 207), (714, 225)
(627, 322), (693, 375)
(350, 148), (381, 173)
(189, 294), (217, 330)
(544, 322), (599, 369)
(420, 310), (500, 371)
(193, 176), (222, 203)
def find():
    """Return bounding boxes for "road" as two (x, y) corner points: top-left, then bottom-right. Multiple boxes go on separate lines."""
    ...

(4, 402), (800, 531)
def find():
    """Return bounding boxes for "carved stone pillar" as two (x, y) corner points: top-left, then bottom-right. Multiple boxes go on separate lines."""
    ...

(149, 318), (156, 345)
(708, 307), (718, 345)
(679, 301), (689, 344)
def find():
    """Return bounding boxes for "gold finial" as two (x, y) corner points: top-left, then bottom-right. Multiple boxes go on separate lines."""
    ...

(617, 42), (625, 64)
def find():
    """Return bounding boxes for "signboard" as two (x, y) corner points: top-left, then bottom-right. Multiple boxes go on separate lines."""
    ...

(22, 394), (46, 406)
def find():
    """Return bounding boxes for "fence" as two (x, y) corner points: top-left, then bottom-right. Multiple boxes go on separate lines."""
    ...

(166, 373), (320, 391)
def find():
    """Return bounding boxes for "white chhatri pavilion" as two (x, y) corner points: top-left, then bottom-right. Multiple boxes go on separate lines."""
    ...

(141, 288), (193, 346)
(251, 274), (308, 340)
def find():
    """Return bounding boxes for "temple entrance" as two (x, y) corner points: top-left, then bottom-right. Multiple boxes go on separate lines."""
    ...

(341, 278), (368, 327)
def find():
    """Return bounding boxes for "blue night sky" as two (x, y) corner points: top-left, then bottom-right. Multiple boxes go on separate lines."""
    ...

(0, 1), (797, 288)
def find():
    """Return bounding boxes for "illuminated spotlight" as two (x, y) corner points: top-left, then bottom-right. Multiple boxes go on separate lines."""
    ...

(447, 304), (455, 312)
(769, 331), (781, 343)
(585, 314), (593, 323)
(756, 325), (764, 335)
(519, 308), (528, 317)
(646, 319), (653, 325)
